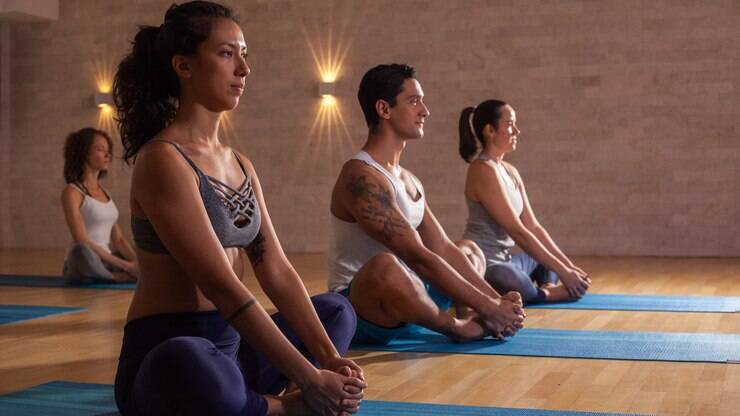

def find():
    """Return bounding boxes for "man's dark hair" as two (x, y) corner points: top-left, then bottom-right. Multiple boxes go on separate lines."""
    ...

(357, 64), (416, 128)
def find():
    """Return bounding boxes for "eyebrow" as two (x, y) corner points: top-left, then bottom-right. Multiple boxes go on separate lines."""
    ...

(219, 42), (248, 52)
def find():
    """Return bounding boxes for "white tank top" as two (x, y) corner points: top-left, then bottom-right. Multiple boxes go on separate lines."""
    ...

(328, 151), (425, 292)
(73, 185), (119, 253)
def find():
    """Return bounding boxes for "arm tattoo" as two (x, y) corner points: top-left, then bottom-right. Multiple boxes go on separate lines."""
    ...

(226, 298), (256, 322)
(246, 232), (266, 267)
(346, 174), (410, 242)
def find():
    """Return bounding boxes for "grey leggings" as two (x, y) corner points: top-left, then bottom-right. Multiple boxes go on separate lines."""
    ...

(62, 243), (123, 285)
(484, 252), (558, 304)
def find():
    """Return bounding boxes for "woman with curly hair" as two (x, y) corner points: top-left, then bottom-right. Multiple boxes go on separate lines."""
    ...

(61, 127), (139, 284)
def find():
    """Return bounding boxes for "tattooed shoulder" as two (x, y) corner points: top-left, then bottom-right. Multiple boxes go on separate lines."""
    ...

(345, 172), (409, 242)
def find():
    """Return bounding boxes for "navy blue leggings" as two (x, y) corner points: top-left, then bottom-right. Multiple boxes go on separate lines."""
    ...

(114, 293), (356, 416)
(485, 252), (558, 304)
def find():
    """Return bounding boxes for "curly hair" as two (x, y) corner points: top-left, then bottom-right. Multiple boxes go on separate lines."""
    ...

(63, 127), (113, 184)
(113, 1), (238, 163)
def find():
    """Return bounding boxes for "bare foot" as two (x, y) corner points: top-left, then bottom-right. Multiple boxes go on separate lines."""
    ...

(541, 283), (575, 302)
(450, 315), (488, 343)
(266, 390), (312, 416)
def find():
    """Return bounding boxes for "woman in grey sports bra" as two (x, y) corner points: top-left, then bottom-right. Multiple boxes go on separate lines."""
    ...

(111, 2), (364, 415)
(61, 127), (139, 284)
(459, 100), (591, 303)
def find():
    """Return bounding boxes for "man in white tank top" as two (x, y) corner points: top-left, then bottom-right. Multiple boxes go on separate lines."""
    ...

(328, 64), (526, 344)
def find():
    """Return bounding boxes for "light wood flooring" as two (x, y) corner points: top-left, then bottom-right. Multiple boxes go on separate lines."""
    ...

(0, 249), (738, 415)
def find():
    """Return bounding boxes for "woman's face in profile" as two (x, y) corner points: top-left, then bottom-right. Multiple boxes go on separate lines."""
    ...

(492, 105), (520, 152)
(187, 18), (250, 112)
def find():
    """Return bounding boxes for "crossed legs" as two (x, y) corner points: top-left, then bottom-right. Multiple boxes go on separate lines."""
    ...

(347, 242), (487, 343)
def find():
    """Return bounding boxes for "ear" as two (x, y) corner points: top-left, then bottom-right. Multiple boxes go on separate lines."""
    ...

(483, 123), (497, 141)
(375, 99), (391, 121)
(171, 55), (193, 79)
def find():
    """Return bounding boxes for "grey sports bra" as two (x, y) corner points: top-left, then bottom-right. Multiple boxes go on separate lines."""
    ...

(131, 140), (261, 254)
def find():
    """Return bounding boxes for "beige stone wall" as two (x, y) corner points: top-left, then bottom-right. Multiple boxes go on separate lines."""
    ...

(4, 0), (739, 256)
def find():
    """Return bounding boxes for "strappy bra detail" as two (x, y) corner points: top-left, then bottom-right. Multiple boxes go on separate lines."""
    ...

(131, 139), (261, 254)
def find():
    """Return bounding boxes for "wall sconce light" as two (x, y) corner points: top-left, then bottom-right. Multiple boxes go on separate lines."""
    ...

(318, 81), (335, 97)
(94, 91), (113, 108)
(318, 81), (336, 106)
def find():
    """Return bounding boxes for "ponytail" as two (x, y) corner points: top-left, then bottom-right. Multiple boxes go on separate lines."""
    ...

(458, 106), (479, 163)
(458, 99), (509, 163)
(112, 1), (238, 164)
(113, 25), (178, 163)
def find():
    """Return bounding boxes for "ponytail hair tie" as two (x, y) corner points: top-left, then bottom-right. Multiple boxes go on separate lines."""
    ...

(468, 107), (477, 140)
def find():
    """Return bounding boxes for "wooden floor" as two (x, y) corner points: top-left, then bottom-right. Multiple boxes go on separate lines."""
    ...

(0, 249), (738, 415)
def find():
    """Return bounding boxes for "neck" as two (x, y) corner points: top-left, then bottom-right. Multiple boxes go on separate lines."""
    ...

(170, 97), (223, 147)
(81, 170), (100, 188)
(362, 124), (407, 171)
(481, 146), (505, 163)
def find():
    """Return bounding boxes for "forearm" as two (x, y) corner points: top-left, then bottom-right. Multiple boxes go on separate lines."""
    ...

(113, 237), (138, 262)
(227, 294), (318, 386)
(530, 226), (573, 268)
(405, 250), (495, 313)
(439, 242), (500, 299)
(511, 228), (569, 275)
(259, 268), (339, 365)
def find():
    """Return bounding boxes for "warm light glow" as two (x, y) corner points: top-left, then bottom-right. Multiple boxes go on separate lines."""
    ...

(96, 103), (116, 136)
(293, 97), (358, 178)
(321, 71), (338, 83)
(86, 52), (118, 138)
(296, 1), (367, 95)
(321, 94), (336, 106)
(289, 1), (367, 176)
(92, 58), (114, 94)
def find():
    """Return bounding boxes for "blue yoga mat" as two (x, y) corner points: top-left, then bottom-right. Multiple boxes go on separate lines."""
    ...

(0, 381), (117, 416)
(528, 293), (740, 313)
(0, 274), (135, 290)
(0, 304), (85, 325)
(352, 328), (740, 363)
(0, 381), (646, 416)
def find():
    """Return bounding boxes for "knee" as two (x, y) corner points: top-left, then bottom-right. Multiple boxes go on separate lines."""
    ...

(486, 265), (537, 301)
(366, 253), (416, 292)
(313, 293), (357, 331)
(141, 338), (249, 414)
(456, 239), (486, 275)
(144, 337), (208, 376)
(312, 293), (357, 352)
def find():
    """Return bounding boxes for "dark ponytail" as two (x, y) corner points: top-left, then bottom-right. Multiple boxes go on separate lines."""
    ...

(458, 106), (478, 163)
(113, 1), (238, 163)
(458, 100), (508, 163)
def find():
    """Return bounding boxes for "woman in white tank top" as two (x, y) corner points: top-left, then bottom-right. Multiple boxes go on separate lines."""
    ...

(61, 127), (138, 284)
(459, 100), (591, 303)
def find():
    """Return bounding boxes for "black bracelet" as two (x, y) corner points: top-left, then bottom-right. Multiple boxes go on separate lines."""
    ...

(226, 298), (256, 323)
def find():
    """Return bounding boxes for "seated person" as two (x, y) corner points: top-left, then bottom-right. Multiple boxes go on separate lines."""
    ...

(61, 127), (138, 284)
(459, 100), (591, 303)
(328, 64), (526, 345)
(111, 3), (365, 415)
